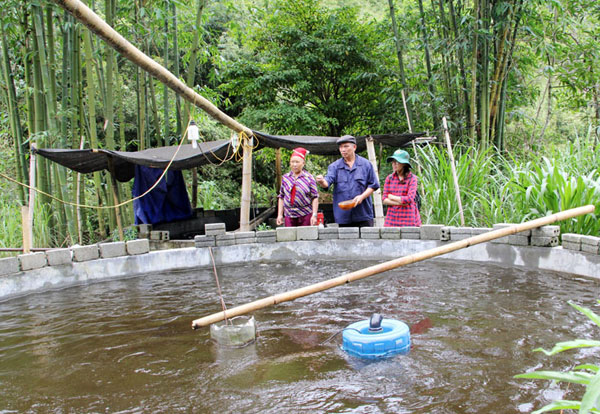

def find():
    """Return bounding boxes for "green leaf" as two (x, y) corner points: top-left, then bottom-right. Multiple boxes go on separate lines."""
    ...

(534, 339), (600, 356)
(580, 370), (600, 414)
(531, 400), (581, 414)
(569, 301), (600, 329)
(514, 370), (592, 385)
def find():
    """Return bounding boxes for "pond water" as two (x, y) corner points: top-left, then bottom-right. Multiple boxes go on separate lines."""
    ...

(1, 258), (599, 413)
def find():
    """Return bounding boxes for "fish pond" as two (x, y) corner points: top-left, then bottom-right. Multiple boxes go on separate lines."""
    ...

(1, 258), (599, 413)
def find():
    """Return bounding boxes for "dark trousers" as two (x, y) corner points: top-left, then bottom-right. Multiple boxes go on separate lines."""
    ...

(339, 219), (373, 228)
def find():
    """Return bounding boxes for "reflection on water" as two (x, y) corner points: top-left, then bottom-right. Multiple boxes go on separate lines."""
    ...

(1, 259), (599, 413)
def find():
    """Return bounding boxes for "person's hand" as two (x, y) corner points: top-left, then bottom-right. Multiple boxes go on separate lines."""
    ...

(315, 175), (327, 188)
(352, 195), (363, 206)
(276, 215), (284, 226)
(310, 215), (318, 226)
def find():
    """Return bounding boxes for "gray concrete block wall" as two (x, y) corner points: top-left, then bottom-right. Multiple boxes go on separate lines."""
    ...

(216, 233), (235, 247)
(360, 227), (380, 239)
(581, 236), (600, 254)
(450, 227), (473, 241)
(18, 252), (47, 270)
(561, 233), (582, 251)
(195, 235), (216, 248)
(401, 227), (421, 240)
(531, 236), (559, 247)
(318, 227), (339, 240)
(532, 225), (560, 237)
(0, 257), (20, 275)
(256, 230), (276, 244)
(234, 231), (256, 245)
(205, 223), (226, 236)
(381, 227), (401, 240)
(420, 224), (444, 240)
(276, 227), (297, 242)
(440, 226), (453, 241)
(46, 248), (72, 266)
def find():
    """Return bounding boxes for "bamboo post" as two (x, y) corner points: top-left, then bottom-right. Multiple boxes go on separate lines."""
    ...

(442, 117), (465, 226)
(28, 143), (36, 248)
(106, 157), (124, 241)
(21, 206), (31, 253)
(275, 148), (282, 193)
(365, 136), (384, 227)
(240, 135), (253, 232)
(76, 136), (84, 244)
(192, 204), (595, 328)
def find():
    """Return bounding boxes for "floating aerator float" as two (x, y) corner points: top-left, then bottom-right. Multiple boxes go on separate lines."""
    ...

(342, 314), (410, 359)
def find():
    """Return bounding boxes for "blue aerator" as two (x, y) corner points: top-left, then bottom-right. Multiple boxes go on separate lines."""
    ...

(342, 314), (411, 359)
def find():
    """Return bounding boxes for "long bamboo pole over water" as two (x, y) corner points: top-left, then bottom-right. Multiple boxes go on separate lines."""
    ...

(192, 205), (595, 329)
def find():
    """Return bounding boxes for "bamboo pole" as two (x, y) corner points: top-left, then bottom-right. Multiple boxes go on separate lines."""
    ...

(365, 136), (384, 227)
(240, 136), (253, 232)
(28, 143), (37, 248)
(21, 206), (31, 254)
(442, 117), (465, 226)
(192, 204), (595, 328)
(106, 157), (124, 241)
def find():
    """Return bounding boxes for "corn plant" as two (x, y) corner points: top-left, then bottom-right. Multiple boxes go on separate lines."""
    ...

(515, 301), (600, 414)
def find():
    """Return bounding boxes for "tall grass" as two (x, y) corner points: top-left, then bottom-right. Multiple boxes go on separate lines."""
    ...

(413, 141), (600, 235)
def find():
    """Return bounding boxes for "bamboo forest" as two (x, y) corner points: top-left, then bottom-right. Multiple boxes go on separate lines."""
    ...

(0, 0), (599, 248)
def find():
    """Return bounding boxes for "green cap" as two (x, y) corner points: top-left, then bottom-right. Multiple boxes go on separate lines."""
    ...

(386, 149), (411, 166)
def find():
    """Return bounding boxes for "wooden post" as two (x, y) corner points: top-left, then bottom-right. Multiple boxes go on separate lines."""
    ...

(240, 134), (253, 232)
(275, 148), (282, 192)
(442, 117), (465, 226)
(76, 136), (85, 244)
(21, 206), (31, 253)
(192, 204), (595, 328)
(106, 157), (124, 241)
(28, 143), (36, 248)
(365, 136), (384, 227)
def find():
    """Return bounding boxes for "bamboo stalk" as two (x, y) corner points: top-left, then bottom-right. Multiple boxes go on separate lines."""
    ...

(240, 136), (253, 232)
(192, 205), (595, 329)
(442, 117), (465, 226)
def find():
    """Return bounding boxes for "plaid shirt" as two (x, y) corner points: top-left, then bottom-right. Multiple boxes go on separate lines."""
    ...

(382, 172), (421, 227)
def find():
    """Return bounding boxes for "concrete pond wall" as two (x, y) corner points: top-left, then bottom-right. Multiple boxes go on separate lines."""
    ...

(1, 223), (599, 301)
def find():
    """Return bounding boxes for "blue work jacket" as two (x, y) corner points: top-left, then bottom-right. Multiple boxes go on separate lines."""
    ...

(324, 155), (380, 224)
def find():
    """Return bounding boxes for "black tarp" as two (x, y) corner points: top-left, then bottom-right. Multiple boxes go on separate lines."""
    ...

(33, 130), (424, 182)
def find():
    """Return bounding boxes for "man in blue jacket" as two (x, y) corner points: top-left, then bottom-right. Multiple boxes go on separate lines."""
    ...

(315, 135), (380, 227)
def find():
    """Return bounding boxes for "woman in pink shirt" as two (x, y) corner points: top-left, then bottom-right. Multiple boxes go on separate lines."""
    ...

(276, 147), (319, 227)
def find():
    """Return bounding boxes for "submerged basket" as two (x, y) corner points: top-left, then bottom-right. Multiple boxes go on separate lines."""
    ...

(210, 316), (256, 347)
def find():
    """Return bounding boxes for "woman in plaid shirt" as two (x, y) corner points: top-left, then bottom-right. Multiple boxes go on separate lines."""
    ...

(382, 149), (421, 227)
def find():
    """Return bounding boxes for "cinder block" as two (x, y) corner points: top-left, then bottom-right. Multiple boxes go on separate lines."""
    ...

(99, 241), (127, 259)
(450, 227), (473, 241)
(18, 252), (48, 270)
(234, 231), (256, 245)
(126, 239), (150, 255)
(326, 223), (339, 228)
(472, 227), (492, 236)
(562, 233), (582, 243)
(581, 236), (600, 247)
(441, 226), (453, 241)
(138, 224), (152, 238)
(360, 227), (380, 239)
(216, 233), (235, 246)
(420, 224), (444, 240)
(205, 223), (226, 236)
(318, 227), (339, 240)
(582, 244), (600, 255)
(276, 227), (297, 242)
(46, 248), (72, 266)
(401, 226), (421, 239)
(150, 230), (169, 241)
(72, 245), (99, 262)
(0, 257), (20, 275)
(195, 234), (216, 248)
(532, 225), (560, 237)
(256, 230), (276, 244)
(531, 236), (559, 247)
(562, 241), (581, 251)
(491, 224), (511, 244)
(509, 235), (530, 246)
(381, 227), (401, 239)
(297, 226), (319, 240)
(338, 227), (359, 239)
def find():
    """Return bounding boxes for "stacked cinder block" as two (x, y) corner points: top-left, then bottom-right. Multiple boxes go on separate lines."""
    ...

(126, 239), (150, 255)
(18, 252), (47, 271)
(380, 227), (400, 240)
(194, 234), (215, 248)
(318, 227), (339, 240)
(72, 245), (100, 262)
(235, 231), (256, 245)
(338, 227), (359, 239)
(150, 230), (170, 241)
(255, 230), (276, 244)
(216, 233), (235, 247)
(401, 227), (421, 239)
(46, 248), (72, 266)
(138, 224), (152, 239)
(0, 257), (20, 275)
(581, 235), (600, 255)
(490, 223), (515, 244)
(360, 227), (380, 239)
(531, 226), (560, 247)
(99, 241), (127, 259)
(561, 233), (581, 251)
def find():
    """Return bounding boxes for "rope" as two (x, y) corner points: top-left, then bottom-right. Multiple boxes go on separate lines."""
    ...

(208, 246), (230, 326)
(0, 122), (189, 210)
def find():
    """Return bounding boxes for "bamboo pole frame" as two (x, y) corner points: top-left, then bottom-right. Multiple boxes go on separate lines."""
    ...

(192, 205), (595, 329)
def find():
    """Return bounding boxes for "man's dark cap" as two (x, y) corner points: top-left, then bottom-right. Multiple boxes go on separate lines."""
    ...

(336, 135), (357, 145)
